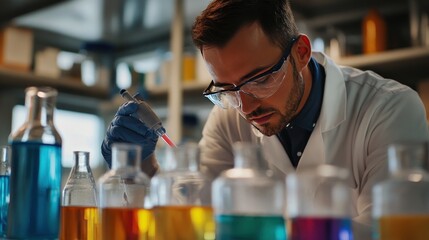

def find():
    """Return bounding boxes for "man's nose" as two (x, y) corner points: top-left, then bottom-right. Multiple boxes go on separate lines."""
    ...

(238, 91), (259, 115)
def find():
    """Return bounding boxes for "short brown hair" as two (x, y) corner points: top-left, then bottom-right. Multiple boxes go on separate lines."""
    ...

(192, 0), (299, 52)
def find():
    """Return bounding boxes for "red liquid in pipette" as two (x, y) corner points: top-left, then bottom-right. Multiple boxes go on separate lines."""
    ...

(161, 134), (176, 148)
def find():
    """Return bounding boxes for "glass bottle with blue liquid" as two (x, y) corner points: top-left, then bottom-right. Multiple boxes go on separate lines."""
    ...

(0, 146), (10, 237)
(8, 86), (62, 239)
(212, 142), (286, 240)
(286, 164), (353, 240)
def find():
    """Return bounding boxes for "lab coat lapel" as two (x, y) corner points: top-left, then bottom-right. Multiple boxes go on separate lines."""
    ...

(252, 127), (295, 175)
(297, 52), (347, 171)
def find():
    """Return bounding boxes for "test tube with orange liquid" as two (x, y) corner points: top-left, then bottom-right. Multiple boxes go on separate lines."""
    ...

(98, 143), (152, 240)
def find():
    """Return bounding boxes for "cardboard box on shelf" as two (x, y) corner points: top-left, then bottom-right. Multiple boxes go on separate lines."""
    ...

(34, 47), (61, 78)
(0, 27), (34, 71)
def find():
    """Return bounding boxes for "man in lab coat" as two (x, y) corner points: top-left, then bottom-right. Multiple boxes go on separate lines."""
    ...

(101, 0), (429, 239)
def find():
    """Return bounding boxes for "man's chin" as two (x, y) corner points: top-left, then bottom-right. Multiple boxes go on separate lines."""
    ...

(252, 123), (279, 136)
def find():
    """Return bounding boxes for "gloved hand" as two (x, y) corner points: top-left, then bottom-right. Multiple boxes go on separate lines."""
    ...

(101, 99), (163, 168)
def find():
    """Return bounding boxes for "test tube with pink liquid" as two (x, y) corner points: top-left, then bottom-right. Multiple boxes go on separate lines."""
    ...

(120, 89), (176, 148)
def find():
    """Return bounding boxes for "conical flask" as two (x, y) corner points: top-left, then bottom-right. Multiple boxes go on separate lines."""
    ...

(0, 146), (10, 237)
(286, 164), (353, 240)
(150, 142), (215, 240)
(212, 142), (286, 240)
(8, 86), (62, 239)
(60, 151), (98, 240)
(372, 142), (429, 240)
(98, 143), (151, 240)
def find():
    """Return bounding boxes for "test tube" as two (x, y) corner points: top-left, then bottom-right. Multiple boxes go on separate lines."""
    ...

(120, 89), (176, 148)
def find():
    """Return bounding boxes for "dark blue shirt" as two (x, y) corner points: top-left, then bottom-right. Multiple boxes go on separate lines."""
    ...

(276, 57), (325, 168)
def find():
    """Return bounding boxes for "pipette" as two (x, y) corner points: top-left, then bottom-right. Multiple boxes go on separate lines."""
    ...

(120, 89), (176, 148)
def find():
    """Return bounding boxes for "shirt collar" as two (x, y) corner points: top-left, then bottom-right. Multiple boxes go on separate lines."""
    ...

(287, 57), (325, 131)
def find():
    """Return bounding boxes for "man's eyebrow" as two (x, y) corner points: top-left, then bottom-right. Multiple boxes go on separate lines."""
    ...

(213, 65), (272, 87)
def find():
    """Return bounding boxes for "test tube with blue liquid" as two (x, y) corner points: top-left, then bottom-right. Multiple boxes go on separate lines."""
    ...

(120, 89), (176, 148)
(0, 146), (10, 237)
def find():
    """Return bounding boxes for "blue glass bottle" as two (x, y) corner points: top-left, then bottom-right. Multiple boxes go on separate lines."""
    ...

(0, 146), (10, 237)
(8, 87), (62, 239)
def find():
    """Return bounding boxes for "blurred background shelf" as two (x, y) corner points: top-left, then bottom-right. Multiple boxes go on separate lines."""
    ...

(0, 66), (110, 99)
(337, 46), (429, 88)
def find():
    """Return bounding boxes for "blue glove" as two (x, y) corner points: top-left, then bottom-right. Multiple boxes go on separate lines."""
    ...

(101, 100), (162, 168)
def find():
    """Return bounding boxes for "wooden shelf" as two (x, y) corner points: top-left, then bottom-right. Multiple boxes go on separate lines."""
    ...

(336, 46), (429, 87)
(0, 66), (110, 99)
(146, 80), (209, 96)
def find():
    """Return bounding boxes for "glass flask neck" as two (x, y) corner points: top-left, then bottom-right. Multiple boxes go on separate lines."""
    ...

(111, 143), (141, 170)
(233, 142), (265, 170)
(72, 151), (92, 175)
(63, 151), (97, 206)
(388, 142), (429, 176)
(162, 142), (199, 172)
(25, 87), (57, 126)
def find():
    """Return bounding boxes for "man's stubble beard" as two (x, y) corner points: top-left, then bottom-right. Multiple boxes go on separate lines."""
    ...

(253, 56), (305, 136)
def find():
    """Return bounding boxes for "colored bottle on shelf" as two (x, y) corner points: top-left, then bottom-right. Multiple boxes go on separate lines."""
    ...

(212, 142), (286, 240)
(98, 143), (151, 240)
(8, 87), (62, 239)
(150, 142), (215, 240)
(362, 8), (387, 54)
(372, 142), (429, 240)
(286, 164), (353, 240)
(60, 151), (98, 240)
(0, 146), (10, 237)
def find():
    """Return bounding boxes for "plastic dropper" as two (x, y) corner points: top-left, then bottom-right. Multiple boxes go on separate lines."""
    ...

(120, 89), (176, 148)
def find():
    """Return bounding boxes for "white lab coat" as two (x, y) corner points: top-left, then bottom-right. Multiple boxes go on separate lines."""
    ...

(199, 52), (429, 239)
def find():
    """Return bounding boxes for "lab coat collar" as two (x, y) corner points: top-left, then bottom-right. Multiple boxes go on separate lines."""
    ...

(252, 52), (346, 174)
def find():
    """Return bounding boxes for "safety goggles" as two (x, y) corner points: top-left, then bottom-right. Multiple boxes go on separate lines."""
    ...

(203, 37), (298, 109)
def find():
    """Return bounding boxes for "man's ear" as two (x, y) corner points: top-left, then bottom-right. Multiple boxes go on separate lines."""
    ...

(292, 34), (312, 71)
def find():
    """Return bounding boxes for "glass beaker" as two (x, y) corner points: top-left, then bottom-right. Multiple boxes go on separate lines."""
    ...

(8, 86), (62, 239)
(0, 146), (10, 237)
(98, 143), (151, 240)
(150, 142), (215, 240)
(372, 142), (429, 240)
(60, 151), (98, 240)
(212, 142), (286, 240)
(286, 164), (353, 240)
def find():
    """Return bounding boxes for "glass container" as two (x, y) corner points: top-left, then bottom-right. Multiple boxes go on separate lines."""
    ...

(150, 142), (214, 240)
(8, 86), (62, 239)
(0, 146), (10, 237)
(286, 164), (353, 240)
(362, 8), (387, 54)
(98, 143), (151, 240)
(372, 142), (429, 240)
(212, 142), (286, 240)
(60, 151), (98, 240)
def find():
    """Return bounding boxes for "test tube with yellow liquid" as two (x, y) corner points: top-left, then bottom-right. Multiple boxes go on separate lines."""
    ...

(373, 142), (429, 240)
(98, 143), (152, 240)
(150, 143), (215, 240)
